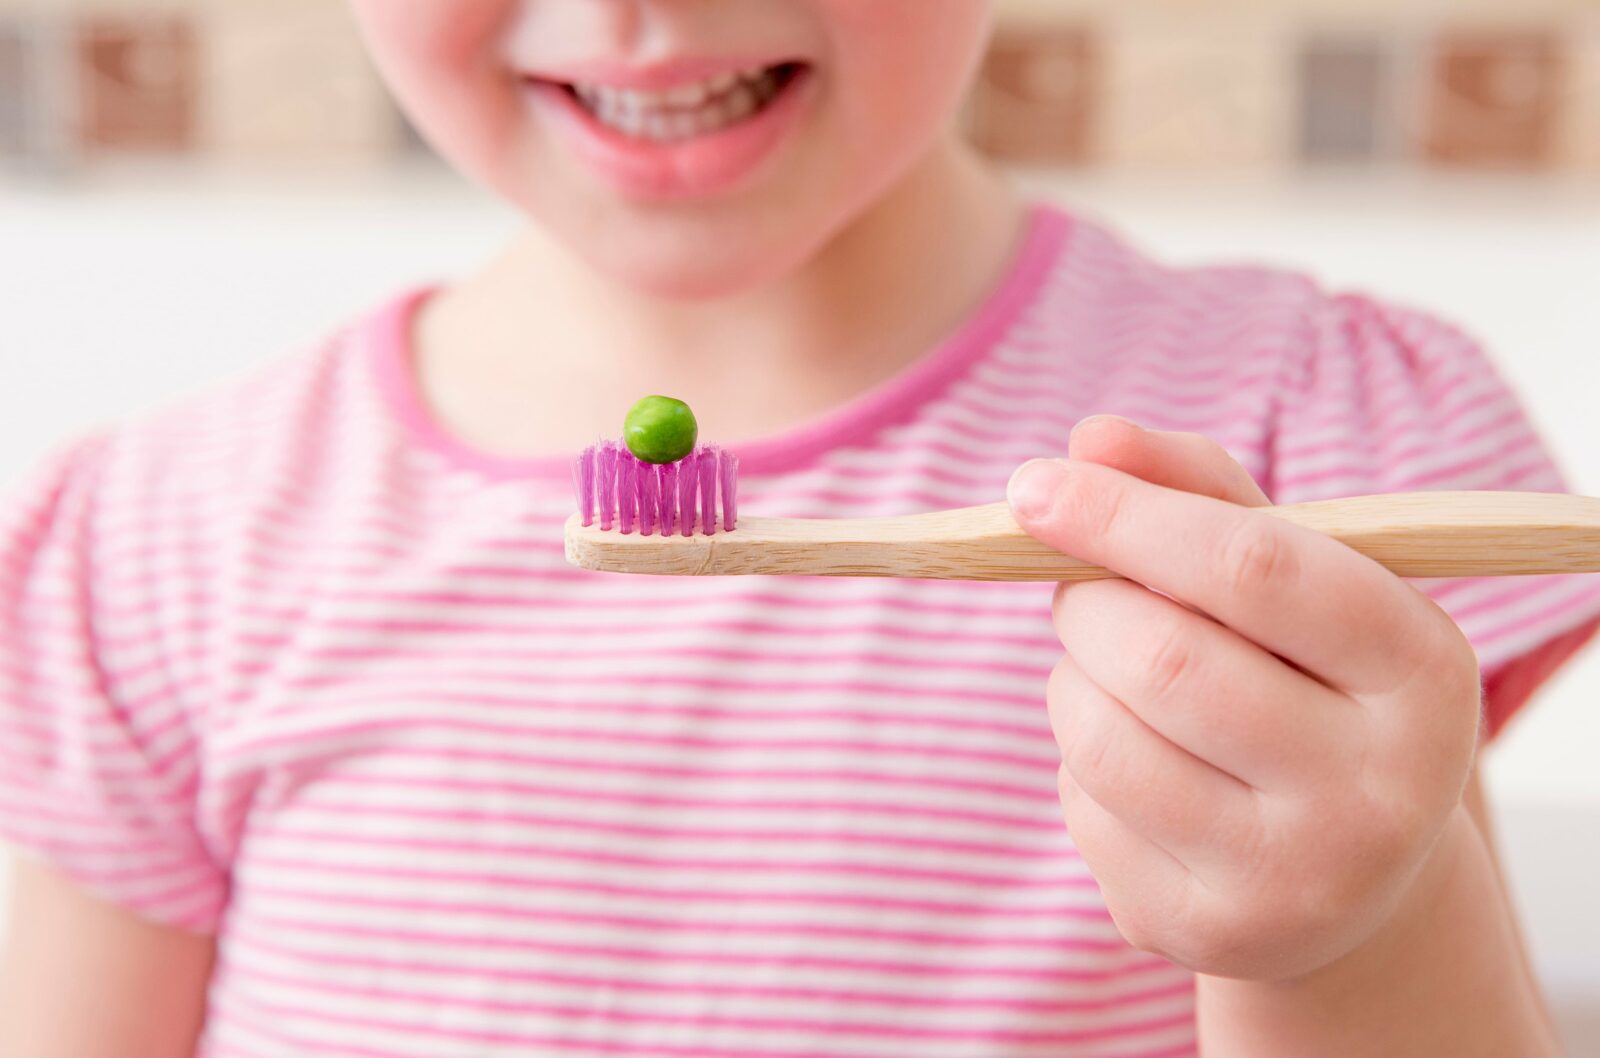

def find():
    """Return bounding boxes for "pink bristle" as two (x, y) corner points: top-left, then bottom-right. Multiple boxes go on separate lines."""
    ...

(618, 452), (638, 534)
(658, 462), (677, 536)
(677, 449), (698, 536)
(719, 449), (739, 531)
(638, 459), (658, 536)
(597, 441), (618, 531)
(582, 447), (598, 526)
(585, 441), (740, 536)
(573, 446), (596, 527)
(698, 445), (718, 538)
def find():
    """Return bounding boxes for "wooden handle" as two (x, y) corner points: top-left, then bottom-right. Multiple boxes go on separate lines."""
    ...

(564, 491), (1600, 581)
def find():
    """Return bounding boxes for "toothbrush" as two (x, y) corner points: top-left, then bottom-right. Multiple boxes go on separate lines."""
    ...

(565, 444), (1600, 582)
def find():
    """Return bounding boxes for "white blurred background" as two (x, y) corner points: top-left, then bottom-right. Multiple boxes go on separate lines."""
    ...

(2, 0), (1599, 1051)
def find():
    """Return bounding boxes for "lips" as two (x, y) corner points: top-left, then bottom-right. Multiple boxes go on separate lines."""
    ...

(521, 58), (814, 201)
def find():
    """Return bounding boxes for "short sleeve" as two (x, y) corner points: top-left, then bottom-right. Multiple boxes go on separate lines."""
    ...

(1267, 293), (1600, 739)
(0, 437), (226, 931)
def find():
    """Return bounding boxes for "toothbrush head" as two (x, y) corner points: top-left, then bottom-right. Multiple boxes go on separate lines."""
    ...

(573, 441), (739, 536)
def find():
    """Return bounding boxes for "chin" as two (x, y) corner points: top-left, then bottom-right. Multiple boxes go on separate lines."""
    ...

(613, 259), (772, 300)
(585, 227), (819, 302)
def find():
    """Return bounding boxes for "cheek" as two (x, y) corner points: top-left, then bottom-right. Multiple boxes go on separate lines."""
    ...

(347, 0), (511, 63)
(347, 0), (522, 158)
(817, 0), (991, 147)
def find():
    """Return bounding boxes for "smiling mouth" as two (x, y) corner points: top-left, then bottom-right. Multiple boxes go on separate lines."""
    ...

(548, 62), (807, 143)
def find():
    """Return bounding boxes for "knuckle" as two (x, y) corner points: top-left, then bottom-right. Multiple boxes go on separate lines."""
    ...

(1355, 786), (1430, 867)
(1071, 471), (1131, 545)
(1111, 881), (1205, 965)
(1045, 659), (1080, 745)
(1271, 869), (1370, 968)
(1393, 601), (1484, 757)
(1180, 876), (1326, 977)
(1046, 656), (1074, 703)
(1055, 762), (1082, 812)
(1178, 430), (1260, 505)
(1434, 619), (1482, 702)
(1061, 701), (1122, 794)
(1412, 597), (1479, 686)
(1285, 865), (1354, 931)
(1050, 581), (1084, 638)
(1104, 874), (1326, 978)
(1134, 619), (1199, 703)
(1108, 905), (1171, 958)
(1240, 903), (1318, 974)
(1277, 794), (1420, 936)
(1220, 804), (1273, 879)
(1218, 517), (1295, 593)
(1185, 914), (1261, 974)
(1447, 621), (1480, 675)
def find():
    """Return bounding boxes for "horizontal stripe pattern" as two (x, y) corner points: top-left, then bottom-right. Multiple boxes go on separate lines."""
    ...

(5, 205), (1599, 1057)
(1268, 291), (1600, 702)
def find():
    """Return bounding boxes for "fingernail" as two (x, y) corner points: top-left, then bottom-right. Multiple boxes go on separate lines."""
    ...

(1007, 459), (1068, 522)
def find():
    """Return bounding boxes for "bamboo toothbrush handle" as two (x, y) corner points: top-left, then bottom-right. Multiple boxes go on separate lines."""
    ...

(564, 491), (1600, 582)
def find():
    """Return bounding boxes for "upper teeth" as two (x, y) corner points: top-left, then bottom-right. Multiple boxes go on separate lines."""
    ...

(574, 66), (775, 116)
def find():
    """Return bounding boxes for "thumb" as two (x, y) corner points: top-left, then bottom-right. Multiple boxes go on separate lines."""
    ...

(1062, 414), (1270, 507)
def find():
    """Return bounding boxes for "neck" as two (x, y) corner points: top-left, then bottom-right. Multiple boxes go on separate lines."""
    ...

(416, 136), (1023, 460)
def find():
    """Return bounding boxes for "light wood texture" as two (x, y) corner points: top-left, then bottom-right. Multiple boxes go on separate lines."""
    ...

(566, 491), (1600, 581)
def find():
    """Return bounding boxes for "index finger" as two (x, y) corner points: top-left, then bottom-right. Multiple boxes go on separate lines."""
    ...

(1008, 458), (1450, 697)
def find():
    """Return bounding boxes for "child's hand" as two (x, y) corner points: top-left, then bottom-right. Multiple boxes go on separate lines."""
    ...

(1007, 416), (1482, 982)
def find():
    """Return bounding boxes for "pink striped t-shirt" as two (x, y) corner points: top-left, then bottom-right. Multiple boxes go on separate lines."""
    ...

(3, 204), (1598, 1058)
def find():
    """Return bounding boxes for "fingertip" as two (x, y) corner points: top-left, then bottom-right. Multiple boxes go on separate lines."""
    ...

(1073, 413), (1141, 435)
(1007, 458), (1070, 524)
(1069, 414), (1144, 461)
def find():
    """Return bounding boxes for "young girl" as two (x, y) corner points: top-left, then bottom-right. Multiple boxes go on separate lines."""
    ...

(3, 3), (1597, 1055)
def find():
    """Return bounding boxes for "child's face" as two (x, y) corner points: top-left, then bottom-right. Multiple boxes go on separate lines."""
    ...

(348, 1), (992, 298)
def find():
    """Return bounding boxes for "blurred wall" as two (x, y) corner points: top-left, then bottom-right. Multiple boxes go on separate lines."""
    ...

(0, 0), (1597, 177)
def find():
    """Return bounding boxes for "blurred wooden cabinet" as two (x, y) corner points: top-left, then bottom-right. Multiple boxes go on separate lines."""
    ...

(1098, 17), (1288, 171)
(968, 26), (1099, 165)
(1299, 36), (1395, 162)
(201, 5), (397, 160)
(1424, 31), (1564, 167)
(0, 17), (75, 170)
(0, 0), (1593, 176)
(1562, 25), (1600, 173)
(78, 16), (196, 152)
(0, 20), (27, 157)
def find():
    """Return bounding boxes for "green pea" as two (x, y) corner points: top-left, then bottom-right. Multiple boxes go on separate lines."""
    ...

(623, 395), (698, 465)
